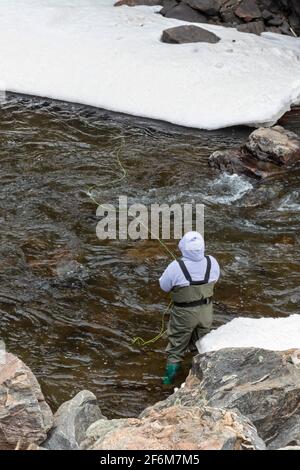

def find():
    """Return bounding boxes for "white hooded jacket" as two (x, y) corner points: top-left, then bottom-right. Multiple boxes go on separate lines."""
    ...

(159, 231), (220, 293)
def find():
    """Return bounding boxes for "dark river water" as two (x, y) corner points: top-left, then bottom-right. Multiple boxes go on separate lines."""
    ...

(0, 95), (299, 418)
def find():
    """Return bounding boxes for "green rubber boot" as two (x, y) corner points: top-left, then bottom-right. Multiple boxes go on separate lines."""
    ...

(162, 362), (181, 385)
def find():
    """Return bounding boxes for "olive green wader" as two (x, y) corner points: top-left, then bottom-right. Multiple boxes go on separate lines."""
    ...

(163, 255), (215, 385)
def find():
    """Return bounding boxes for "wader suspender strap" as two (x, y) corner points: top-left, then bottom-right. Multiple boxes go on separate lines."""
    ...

(177, 255), (211, 286)
(173, 256), (213, 307)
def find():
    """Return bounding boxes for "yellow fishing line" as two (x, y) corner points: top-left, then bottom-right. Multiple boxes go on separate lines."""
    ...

(87, 137), (176, 347)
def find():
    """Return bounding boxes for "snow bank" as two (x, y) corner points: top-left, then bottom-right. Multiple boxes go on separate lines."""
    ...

(1, 0), (300, 129)
(197, 314), (300, 353)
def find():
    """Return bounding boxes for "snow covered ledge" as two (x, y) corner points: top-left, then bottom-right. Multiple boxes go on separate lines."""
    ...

(1, 0), (300, 130)
(197, 314), (300, 353)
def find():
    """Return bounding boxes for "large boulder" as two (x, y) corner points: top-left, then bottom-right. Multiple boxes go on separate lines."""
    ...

(149, 348), (300, 449)
(209, 126), (300, 178)
(43, 390), (104, 450)
(81, 405), (265, 450)
(245, 126), (300, 165)
(161, 25), (221, 43)
(0, 353), (53, 450)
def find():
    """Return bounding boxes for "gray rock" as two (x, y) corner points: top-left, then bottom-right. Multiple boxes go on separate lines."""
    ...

(43, 390), (104, 450)
(237, 19), (265, 34)
(161, 25), (221, 43)
(235, 0), (262, 22)
(148, 348), (300, 449)
(0, 353), (53, 450)
(267, 14), (284, 26)
(262, 9), (273, 20)
(290, 0), (300, 18)
(164, 3), (209, 22)
(185, 0), (223, 16)
(160, 0), (179, 16)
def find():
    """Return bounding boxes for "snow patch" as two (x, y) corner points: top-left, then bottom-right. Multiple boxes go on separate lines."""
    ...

(197, 314), (300, 353)
(1, 0), (300, 129)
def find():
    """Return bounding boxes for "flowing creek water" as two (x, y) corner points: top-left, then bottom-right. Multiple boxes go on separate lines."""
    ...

(0, 94), (299, 418)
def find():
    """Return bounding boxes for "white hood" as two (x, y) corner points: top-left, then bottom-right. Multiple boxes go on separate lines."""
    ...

(178, 231), (205, 262)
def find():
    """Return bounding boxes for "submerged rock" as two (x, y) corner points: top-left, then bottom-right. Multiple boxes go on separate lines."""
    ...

(149, 348), (300, 449)
(161, 25), (221, 43)
(43, 390), (104, 450)
(0, 353), (53, 450)
(209, 126), (300, 178)
(81, 405), (265, 450)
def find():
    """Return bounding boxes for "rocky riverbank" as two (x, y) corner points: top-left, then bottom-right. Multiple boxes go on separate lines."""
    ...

(115, 0), (300, 37)
(1, 345), (300, 450)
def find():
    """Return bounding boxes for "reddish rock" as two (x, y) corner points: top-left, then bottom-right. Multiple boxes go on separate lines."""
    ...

(81, 405), (265, 450)
(235, 0), (261, 22)
(0, 353), (53, 450)
(161, 25), (221, 44)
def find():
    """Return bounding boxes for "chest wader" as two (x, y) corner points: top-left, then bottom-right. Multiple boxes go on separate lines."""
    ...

(162, 255), (215, 385)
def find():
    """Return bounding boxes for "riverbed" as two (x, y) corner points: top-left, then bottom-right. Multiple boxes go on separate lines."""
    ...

(0, 94), (299, 417)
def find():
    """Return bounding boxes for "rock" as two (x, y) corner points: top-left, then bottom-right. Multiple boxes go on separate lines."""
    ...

(82, 405), (265, 450)
(209, 147), (282, 179)
(164, 3), (209, 22)
(220, 0), (243, 24)
(279, 20), (293, 35)
(290, 0), (300, 18)
(262, 9), (273, 20)
(0, 353), (53, 450)
(245, 126), (300, 165)
(235, 0), (262, 22)
(237, 19), (265, 34)
(159, 0), (178, 16)
(209, 148), (264, 178)
(185, 0), (223, 16)
(209, 126), (300, 178)
(289, 12), (300, 35)
(267, 14), (284, 26)
(149, 348), (300, 449)
(43, 390), (104, 450)
(161, 25), (221, 43)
